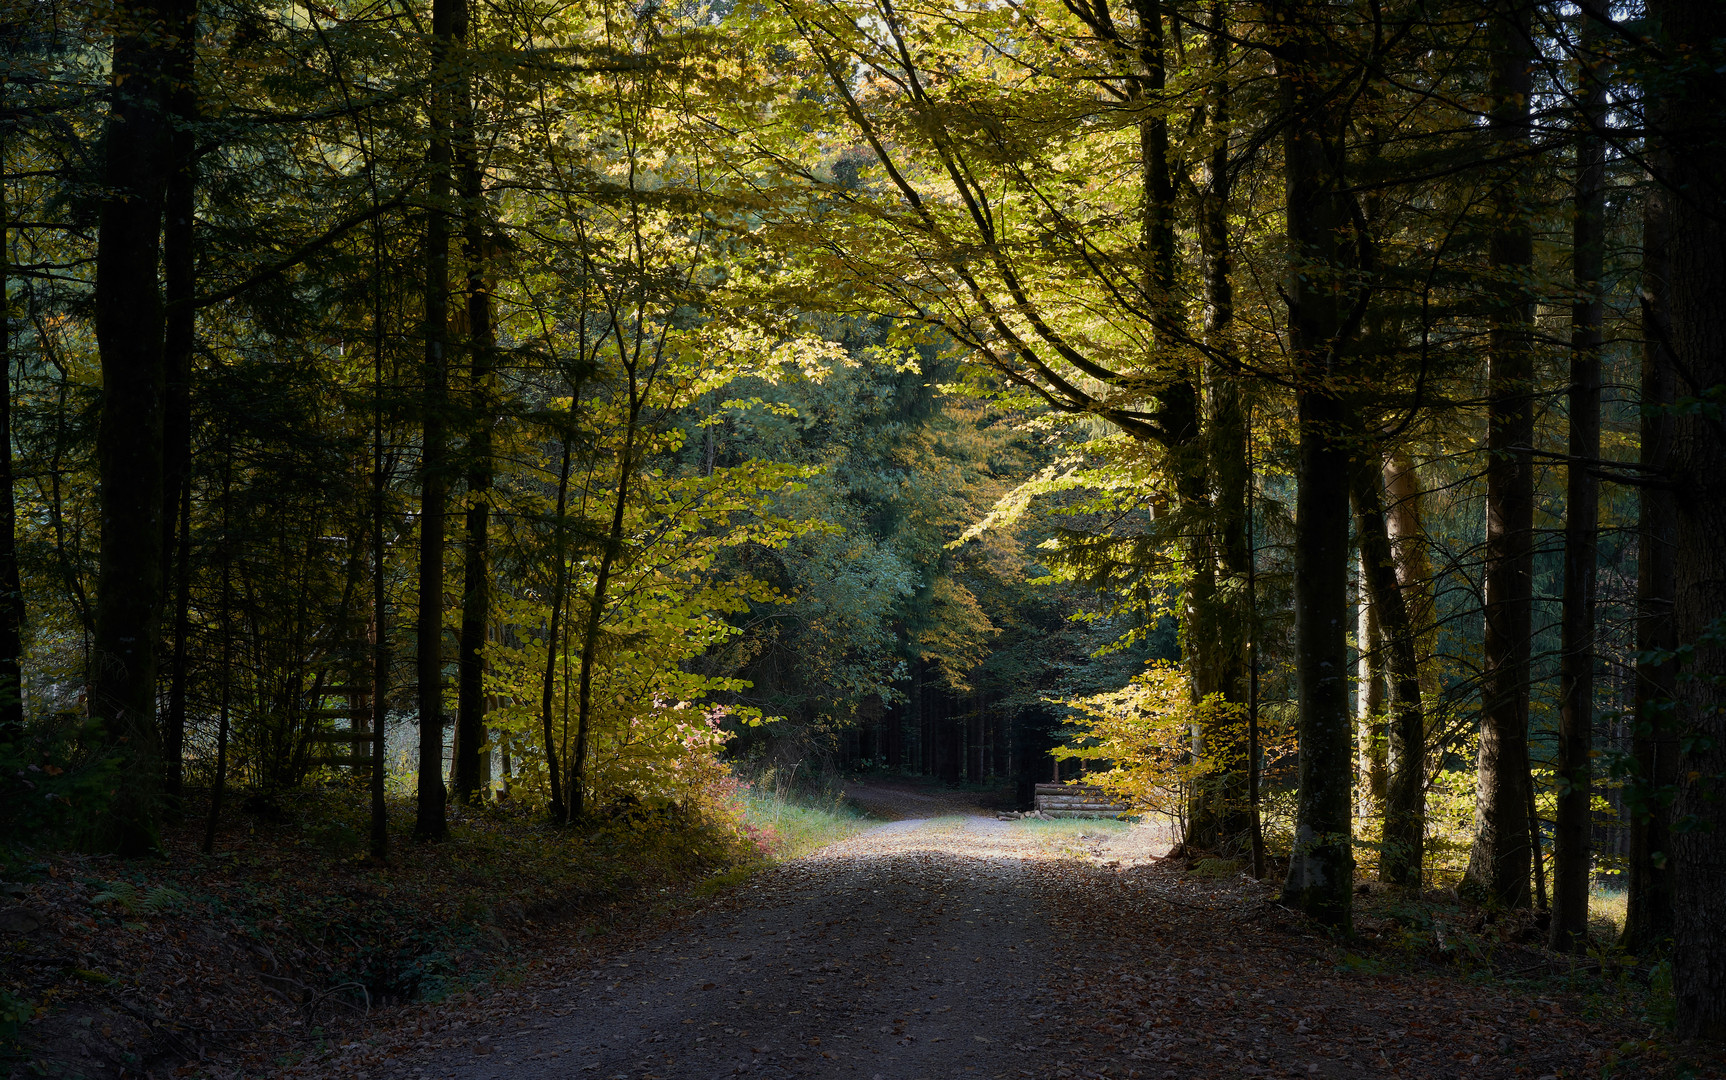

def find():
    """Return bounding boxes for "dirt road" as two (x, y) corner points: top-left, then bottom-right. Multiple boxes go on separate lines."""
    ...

(364, 787), (1652, 1080)
(380, 809), (1105, 1080)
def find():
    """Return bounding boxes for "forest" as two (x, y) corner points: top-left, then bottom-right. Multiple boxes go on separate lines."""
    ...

(0, 0), (1723, 1066)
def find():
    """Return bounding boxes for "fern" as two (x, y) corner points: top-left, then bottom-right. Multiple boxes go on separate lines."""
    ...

(90, 882), (186, 917)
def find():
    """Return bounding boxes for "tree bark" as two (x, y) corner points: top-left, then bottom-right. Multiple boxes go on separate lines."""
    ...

(414, 0), (462, 841)
(967, 708), (983, 784)
(368, 215), (391, 864)
(1620, 180), (1676, 954)
(0, 122), (24, 735)
(202, 450), (233, 856)
(1275, 0), (1356, 929)
(163, 483), (192, 804)
(1356, 558), (1387, 822)
(1352, 456), (1425, 887)
(571, 385), (640, 820)
(451, 66), (494, 805)
(1464, 0), (1536, 909)
(1190, 0), (1255, 859)
(940, 711), (962, 785)
(91, 0), (185, 854)
(1124, 0), (1246, 856)
(1550, 20), (1606, 951)
(158, 0), (197, 804)
(1646, 0), (1726, 1039)
(538, 434), (572, 821)
(1382, 454), (1435, 695)
(1246, 405), (1266, 880)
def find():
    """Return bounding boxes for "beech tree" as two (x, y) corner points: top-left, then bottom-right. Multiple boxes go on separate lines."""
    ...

(3, 0), (1722, 1041)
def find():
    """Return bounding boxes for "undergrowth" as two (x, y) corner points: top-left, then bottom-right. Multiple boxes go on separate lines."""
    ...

(725, 771), (870, 860)
(1, 779), (762, 1071)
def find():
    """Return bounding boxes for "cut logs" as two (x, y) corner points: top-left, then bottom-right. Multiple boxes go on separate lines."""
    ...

(1034, 783), (1129, 819)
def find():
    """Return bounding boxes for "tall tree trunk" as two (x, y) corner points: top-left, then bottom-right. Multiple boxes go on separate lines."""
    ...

(367, 219), (391, 863)
(1195, 0), (1255, 859)
(1245, 405), (1266, 879)
(92, 0), (184, 855)
(201, 450), (232, 856)
(1646, 0), (1726, 1039)
(571, 391), (639, 820)
(1381, 451), (1435, 887)
(1464, 0), (1536, 909)
(163, 485), (192, 803)
(940, 711), (962, 785)
(0, 123), (24, 735)
(451, 72), (493, 805)
(1620, 181), (1675, 954)
(967, 709), (983, 784)
(1352, 456), (1426, 886)
(538, 434), (572, 821)
(158, 0), (196, 805)
(1356, 560), (1387, 823)
(414, 0), (462, 841)
(1126, 0), (1245, 854)
(884, 695), (901, 771)
(1276, 0), (1356, 929)
(1551, 21), (1606, 951)
(1382, 454), (1436, 695)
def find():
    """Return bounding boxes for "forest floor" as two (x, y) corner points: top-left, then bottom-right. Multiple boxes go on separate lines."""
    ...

(280, 781), (1705, 1080)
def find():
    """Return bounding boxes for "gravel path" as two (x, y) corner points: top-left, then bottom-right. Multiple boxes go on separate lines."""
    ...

(379, 796), (1126, 1080)
(364, 787), (1653, 1080)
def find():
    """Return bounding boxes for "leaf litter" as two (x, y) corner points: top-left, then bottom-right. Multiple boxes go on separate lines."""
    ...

(305, 788), (1689, 1080)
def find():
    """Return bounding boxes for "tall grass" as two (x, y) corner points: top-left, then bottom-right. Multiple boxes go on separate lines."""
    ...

(740, 788), (869, 859)
(729, 765), (870, 860)
(1590, 883), (1628, 939)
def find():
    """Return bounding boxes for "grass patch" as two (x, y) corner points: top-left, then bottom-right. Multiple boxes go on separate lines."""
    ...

(738, 785), (870, 859)
(1015, 816), (1130, 858)
(1590, 884), (1627, 939)
(692, 865), (758, 896)
(1015, 817), (1131, 838)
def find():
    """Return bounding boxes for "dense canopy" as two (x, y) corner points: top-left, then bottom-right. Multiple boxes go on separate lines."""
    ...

(1, 0), (1723, 1046)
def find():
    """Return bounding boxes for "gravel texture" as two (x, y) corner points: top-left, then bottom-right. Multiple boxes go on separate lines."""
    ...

(377, 799), (1131, 1080)
(362, 789), (1671, 1080)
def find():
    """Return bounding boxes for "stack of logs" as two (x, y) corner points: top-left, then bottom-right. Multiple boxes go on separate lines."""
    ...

(1033, 783), (1129, 819)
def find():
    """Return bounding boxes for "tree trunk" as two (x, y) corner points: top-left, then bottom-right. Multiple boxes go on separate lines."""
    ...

(92, 0), (183, 855)
(1551, 21), (1606, 951)
(967, 708), (983, 784)
(538, 435), (572, 821)
(941, 711), (962, 785)
(1276, 1), (1356, 928)
(1464, 0), (1536, 909)
(1246, 403), (1266, 880)
(163, 484), (192, 804)
(1647, 0), (1726, 1039)
(451, 73), (494, 805)
(202, 451), (233, 856)
(368, 216), (391, 864)
(1356, 558), (1387, 824)
(1382, 454), (1435, 695)
(1129, 0), (1245, 855)
(1353, 462), (1427, 887)
(158, 1), (197, 805)
(571, 391), (640, 820)
(1191, 0), (1255, 860)
(1620, 179), (1675, 954)
(0, 125), (24, 735)
(414, 0), (462, 841)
